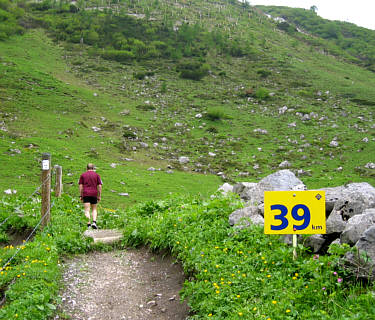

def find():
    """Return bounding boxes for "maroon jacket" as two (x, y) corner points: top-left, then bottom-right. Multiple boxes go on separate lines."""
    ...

(79, 171), (102, 197)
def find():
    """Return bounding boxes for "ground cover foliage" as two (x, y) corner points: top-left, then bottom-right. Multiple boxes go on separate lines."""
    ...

(0, 194), (95, 319)
(110, 194), (375, 319)
(1, 193), (375, 319)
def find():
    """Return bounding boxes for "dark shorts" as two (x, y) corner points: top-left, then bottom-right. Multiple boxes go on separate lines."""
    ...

(83, 196), (98, 204)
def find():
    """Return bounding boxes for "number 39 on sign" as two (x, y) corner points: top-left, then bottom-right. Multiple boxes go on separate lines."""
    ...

(264, 191), (326, 235)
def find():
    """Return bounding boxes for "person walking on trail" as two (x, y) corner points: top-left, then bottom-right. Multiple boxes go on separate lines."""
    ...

(79, 163), (102, 229)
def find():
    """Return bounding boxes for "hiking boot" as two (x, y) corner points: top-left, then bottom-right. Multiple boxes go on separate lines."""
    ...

(91, 222), (98, 229)
(87, 223), (91, 229)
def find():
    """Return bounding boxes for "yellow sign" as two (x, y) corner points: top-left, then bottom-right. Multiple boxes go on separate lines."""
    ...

(264, 191), (326, 234)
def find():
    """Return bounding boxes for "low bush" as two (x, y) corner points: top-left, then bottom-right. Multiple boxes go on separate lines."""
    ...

(257, 68), (272, 78)
(205, 109), (226, 122)
(133, 71), (155, 80)
(101, 49), (135, 63)
(255, 87), (270, 100)
(176, 61), (210, 81)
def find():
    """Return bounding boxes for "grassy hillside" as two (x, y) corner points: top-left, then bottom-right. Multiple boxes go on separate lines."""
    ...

(0, 0), (374, 210)
(0, 30), (221, 208)
(256, 5), (375, 71)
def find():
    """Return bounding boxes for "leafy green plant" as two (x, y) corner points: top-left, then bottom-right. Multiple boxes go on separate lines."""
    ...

(176, 61), (210, 81)
(205, 109), (226, 122)
(255, 87), (270, 100)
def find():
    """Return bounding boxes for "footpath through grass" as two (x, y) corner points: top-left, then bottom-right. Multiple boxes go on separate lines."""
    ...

(1, 193), (375, 319)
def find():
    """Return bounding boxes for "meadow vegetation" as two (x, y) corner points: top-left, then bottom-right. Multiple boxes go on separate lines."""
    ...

(2, 193), (375, 319)
(0, 0), (375, 318)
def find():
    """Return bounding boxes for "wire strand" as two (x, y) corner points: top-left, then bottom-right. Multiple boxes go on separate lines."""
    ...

(0, 200), (55, 272)
(0, 171), (52, 228)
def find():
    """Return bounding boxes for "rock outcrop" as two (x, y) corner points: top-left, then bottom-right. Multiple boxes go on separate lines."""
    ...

(219, 170), (375, 276)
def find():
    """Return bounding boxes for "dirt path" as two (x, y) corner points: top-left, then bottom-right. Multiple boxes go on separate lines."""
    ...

(55, 248), (190, 320)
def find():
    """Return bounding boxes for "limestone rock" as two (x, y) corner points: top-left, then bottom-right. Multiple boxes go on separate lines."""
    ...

(356, 225), (375, 262)
(249, 170), (305, 205)
(278, 160), (291, 168)
(345, 225), (375, 280)
(341, 209), (375, 245)
(218, 183), (233, 196)
(304, 234), (326, 253)
(326, 210), (347, 234)
(317, 186), (345, 215)
(333, 183), (375, 219)
(84, 229), (123, 244)
(229, 206), (264, 228)
(232, 182), (257, 201)
(178, 156), (190, 164)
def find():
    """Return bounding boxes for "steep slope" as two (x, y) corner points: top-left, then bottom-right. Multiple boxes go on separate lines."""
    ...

(0, 0), (374, 208)
(256, 5), (375, 71)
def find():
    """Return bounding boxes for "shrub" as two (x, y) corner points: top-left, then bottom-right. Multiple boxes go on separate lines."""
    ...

(101, 49), (135, 63)
(257, 68), (272, 78)
(136, 104), (156, 111)
(277, 21), (297, 34)
(205, 109), (226, 121)
(122, 130), (137, 139)
(176, 61), (210, 80)
(206, 126), (218, 133)
(255, 87), (270, 100)
(133, 71), (155, 80)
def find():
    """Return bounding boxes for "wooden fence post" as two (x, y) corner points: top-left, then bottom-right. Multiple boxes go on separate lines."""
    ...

(41, 153), (51, 227)
(54, 165), (63, 197)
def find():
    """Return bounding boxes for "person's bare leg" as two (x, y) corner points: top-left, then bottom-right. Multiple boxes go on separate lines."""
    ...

(91, 203), (97, 222)
(84, 202), (91, 223)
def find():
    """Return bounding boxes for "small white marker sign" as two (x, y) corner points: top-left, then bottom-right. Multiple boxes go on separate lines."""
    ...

(42, 160), (50, 170)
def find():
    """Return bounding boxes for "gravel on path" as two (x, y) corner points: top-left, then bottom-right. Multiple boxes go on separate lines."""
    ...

(55, 248), (190, 320)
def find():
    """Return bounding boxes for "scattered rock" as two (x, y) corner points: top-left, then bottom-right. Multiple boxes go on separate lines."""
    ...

(247, 170), (305, 205)
(4, 189), (17, 195)
(278, 160), (291, 168)
(218, 183), (233, 195)
(229, 206), (264, 228)
(119, 109), (130, 116)
(333, 183), (375, 220)
(326, 210), (347, 234)
(329, 140), (339, 147)
(178, 156), (190, 164)
(304, 234), (326, 253)
(340, 209), (375, 245)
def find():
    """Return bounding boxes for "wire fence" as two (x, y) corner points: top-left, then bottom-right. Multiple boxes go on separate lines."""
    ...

(0, 164), (58, 272)
(0, 170), (53, 228)
(0, 200), (56, 272)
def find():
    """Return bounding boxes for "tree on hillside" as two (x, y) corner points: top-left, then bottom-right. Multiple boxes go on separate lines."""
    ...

(310, 5), (317, 13)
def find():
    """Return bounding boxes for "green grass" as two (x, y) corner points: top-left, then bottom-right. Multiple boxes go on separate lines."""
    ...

(3, 193), (374, 319)
(112, 194), (375, 320)
(1, 26), (374, 209)
(0, 30), (221, 208)
(0, 2), (375, 319)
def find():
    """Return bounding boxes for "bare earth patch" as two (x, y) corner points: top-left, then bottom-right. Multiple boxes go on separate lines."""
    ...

(55, 248), (190, 320)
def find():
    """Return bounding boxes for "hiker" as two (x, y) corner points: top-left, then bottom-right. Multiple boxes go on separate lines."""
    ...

(79, 163), (102, 229)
